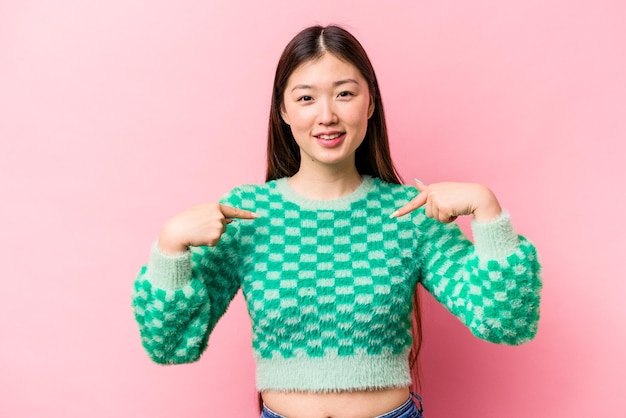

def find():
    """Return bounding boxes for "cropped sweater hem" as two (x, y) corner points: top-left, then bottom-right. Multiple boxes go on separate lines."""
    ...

(255, 350), (411, 392)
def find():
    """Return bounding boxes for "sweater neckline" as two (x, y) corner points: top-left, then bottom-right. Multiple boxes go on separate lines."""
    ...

(274, 175), (375, 210)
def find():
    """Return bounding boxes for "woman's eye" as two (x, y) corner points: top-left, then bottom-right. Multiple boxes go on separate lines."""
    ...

(297, 96), (313, 102)
(338, 91), (354, 98)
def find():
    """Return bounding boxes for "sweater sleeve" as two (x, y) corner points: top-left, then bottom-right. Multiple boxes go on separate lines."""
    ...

(131, 189), (246, 364)
(416, 210), (542, 345)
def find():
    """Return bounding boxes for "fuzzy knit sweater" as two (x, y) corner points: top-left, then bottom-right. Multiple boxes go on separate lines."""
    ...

(132, 176), (542, 392)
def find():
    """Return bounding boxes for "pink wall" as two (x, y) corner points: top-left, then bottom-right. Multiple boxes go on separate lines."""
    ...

(1, 1), (624, 416)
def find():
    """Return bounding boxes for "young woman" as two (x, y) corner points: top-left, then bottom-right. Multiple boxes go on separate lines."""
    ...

(132, 25), (542, 418)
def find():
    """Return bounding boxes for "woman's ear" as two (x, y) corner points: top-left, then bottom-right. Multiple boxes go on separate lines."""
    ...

(368, 95), (375, 119)
(280, 104), (290, 125)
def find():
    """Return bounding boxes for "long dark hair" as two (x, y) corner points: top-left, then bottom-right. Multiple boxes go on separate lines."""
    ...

(260, 25), (423, 409)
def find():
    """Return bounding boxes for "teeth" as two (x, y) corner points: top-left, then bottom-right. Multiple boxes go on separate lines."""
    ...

(318, 133), (341, 140)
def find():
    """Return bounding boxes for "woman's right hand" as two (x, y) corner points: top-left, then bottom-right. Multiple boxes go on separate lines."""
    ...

(157, 204), (258, 254)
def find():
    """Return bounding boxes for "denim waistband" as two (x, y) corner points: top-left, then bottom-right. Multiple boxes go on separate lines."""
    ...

(260, 392), (423, 418)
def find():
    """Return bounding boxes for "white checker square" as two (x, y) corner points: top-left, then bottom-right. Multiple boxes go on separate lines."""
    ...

(280, 298), (298, 308)
(318, 245), (333, 253)
(270, 235), (284, 244)
(302, 237), (316, 245)
(318, 212), (334, 220)
(285, 245), (300, 254)
(286, 227), (300, 236)
(283, 262), (299, 270)
(298, 270), (316, 279)
(336, 286), (354, 295)
(302, 219), (317, 228)
(367, 232), (383, 242)
(298, 287), (316, 297)
(269, 253), (283, 262)
(333, 253), (350, 262)
(319, 228), (333, 236)
(317, 295), (336, 304)
(351, 226), (367, 235)
(335, 269), (352, 278)
(334, 219), (350, 227)
(318, 278), (335, 287)
(354, 277), (374, 286)
(374, 285), (391, 294)
(337, 304), (354, 313)
(285, 210), (299, 218)
(334, 236), (350, 245)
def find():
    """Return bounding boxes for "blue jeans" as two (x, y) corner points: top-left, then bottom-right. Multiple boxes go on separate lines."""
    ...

(260, 392), (424, 418)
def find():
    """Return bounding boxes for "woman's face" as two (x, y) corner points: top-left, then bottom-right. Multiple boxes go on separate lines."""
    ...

(281, 53), (374, 171)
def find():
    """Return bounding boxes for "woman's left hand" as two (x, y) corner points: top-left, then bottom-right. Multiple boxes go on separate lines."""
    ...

(390, 180), (503, 223)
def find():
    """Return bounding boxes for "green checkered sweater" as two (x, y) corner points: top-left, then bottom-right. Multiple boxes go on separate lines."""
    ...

(132, 176), (541, 392)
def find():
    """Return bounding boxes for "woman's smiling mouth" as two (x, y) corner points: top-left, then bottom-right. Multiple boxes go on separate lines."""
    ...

(314, 132), (346, 147)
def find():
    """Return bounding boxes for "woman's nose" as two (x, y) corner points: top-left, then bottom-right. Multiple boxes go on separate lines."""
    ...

(317, 99), (338, 125)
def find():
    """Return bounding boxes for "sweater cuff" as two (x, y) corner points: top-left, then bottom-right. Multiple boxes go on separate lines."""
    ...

(147, 242), (193, 290)
(471, 210), (519, 260)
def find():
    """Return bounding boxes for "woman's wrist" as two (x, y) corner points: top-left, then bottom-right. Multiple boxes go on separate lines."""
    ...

(157, 221), (189, 254)
(471, 185), (503, 222)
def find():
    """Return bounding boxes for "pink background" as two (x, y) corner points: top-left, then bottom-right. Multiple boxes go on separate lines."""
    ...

(1, 1), (625, 417)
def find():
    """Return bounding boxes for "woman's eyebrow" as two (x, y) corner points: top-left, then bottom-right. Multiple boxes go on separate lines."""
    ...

(333, 78), (359, 87)
(290, 79), (360, 93)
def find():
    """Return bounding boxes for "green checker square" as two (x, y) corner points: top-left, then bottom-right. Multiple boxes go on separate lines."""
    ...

(298, 244), (317, 256)
(301, 213), (318, 226)
(334, 270), (352, 282)
(298, 260), (319, 274)
(333, 243), (351, 254)
(333, 223), (350, 236)
(352, 267), (372, 279)
(263, 298), (282, 312)
(315, 283), (336, 298)
(338, 343), (355, 356)
(279, 286), (298, 300)
(335, 309), (355, 325)
(249, 287), (265, 301)
(315, 234), (334, 247)
(335, 208), (352, 219)
(349, 231), (368, 244)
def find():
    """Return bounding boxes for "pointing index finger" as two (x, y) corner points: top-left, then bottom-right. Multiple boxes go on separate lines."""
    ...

(219, 204), (259, 220)
(389, 180), (429, 218)
(414, 178), (426, 192)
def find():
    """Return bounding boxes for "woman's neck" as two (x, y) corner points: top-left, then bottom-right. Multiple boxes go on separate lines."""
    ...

(288, 167), (362, 200)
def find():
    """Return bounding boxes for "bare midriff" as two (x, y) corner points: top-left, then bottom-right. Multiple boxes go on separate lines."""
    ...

(261, 386), (410, 418)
